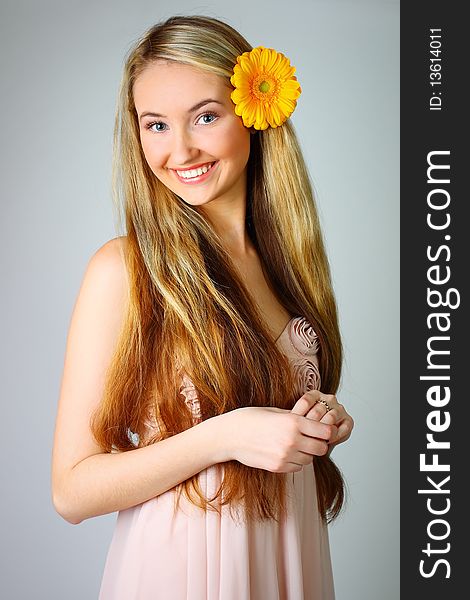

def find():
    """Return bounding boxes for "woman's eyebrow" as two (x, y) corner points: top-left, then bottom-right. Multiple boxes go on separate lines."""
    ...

(139, 98), (224, 120)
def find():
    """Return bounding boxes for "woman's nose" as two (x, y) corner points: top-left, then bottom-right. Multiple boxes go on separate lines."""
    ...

(169, 128), (199, 166)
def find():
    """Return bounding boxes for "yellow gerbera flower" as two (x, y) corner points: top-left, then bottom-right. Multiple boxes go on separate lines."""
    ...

(230, 46), (302, 130)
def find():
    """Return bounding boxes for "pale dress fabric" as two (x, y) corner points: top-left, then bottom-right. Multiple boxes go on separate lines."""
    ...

(98, 316), (335, 600)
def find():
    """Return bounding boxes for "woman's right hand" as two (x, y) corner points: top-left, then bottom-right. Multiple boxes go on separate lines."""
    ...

(219, 406), (337, 473)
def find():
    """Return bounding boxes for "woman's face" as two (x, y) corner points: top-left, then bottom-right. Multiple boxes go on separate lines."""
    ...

(133, 60), (251, 209)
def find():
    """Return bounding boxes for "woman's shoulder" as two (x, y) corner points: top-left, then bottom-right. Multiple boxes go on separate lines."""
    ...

(85, 236), (129, 299)
(90, 236), (128, 273)
(92, 235), (127, 260)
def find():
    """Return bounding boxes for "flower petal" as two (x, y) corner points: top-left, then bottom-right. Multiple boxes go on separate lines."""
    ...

(277, 96), (296, 116)
(239, 54), (256, 76)
(281, 83), (302, 100)
(270, 103), (285, 126)
(231, 87), (250, 103)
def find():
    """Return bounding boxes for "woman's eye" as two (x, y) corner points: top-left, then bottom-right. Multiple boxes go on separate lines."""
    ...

(146, 121), (167, 132)
(197, 112), (218, 125)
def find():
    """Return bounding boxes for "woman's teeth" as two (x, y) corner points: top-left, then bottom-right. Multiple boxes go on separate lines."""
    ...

(176, 162), (214, 179)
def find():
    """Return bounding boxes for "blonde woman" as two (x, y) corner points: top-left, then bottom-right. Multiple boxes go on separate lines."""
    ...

(51, 15), (354, 600)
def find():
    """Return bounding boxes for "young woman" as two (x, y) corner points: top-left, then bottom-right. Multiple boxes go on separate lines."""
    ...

(51, 15), (354, 600)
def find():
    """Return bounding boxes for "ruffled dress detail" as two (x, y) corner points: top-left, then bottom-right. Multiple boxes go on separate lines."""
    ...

(98, 316), (335, 600)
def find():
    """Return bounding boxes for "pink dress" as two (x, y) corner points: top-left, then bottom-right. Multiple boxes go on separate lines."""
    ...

(98, 316), (335, 600)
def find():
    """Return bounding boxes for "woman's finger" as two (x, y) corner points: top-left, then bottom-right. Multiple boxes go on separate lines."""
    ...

(306, 402), (345, 425)
(305, 401), (330, 422)
(317, 408), (340, 425)
(291, 391), (337, 417)
(298, 417), (336, 443)
(291, 391), (322, 416)
(328, 419), (354, 447)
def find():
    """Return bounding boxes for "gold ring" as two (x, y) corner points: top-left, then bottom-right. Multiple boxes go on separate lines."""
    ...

(315, 399), (331, 412)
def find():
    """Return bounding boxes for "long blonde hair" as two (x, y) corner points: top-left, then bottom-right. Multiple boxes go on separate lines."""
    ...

(91, 15), (345, 523)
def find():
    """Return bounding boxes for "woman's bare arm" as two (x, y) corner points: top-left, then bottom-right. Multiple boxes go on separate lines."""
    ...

(56, 414), (229, 525)
(51, 238), (229, 524)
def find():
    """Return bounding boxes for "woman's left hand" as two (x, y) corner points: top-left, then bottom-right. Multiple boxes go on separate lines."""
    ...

(291, 390), (354, 455)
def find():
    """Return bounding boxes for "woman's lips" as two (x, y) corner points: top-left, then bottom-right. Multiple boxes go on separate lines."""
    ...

(173, 161), (218, 185)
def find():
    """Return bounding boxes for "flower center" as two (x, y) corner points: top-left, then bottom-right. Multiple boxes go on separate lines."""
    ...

(258, 80), (270, 93)
(251, 72), (280, 104)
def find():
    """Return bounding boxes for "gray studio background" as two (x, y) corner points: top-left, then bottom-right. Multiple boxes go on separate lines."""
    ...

(0, 0), (399, 598)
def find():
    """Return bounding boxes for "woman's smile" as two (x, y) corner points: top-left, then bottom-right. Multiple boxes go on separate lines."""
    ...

(172, 160), (219, 184)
